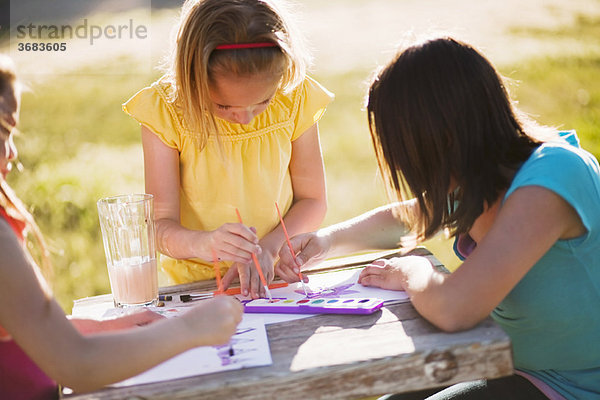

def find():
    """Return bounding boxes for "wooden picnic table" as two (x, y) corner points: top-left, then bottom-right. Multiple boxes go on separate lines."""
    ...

(63, 248), (513, 400)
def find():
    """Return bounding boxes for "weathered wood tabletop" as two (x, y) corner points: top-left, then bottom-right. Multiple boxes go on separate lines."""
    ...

(63, 248), (513, 400)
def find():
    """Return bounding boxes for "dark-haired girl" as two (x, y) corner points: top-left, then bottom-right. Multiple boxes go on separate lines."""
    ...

(276, 37), (600, 399)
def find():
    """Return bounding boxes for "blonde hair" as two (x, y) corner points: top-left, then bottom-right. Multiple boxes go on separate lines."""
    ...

(0, 54), (52, 283)
(0, 55), (18, 135)
(165, 0), (310, 148)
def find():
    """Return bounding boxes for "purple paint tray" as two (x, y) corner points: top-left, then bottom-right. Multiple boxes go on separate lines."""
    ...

(243, 297), (385, 315)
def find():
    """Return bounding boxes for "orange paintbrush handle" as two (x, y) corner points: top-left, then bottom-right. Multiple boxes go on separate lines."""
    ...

(211, 248), (224, 293)
(275, 202), (303, 280)
(215, 282), (288, 296)
(235, 208), (268, 287)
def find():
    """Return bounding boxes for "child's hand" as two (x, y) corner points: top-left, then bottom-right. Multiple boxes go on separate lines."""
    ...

(252, 246), (276, 297)
(206, 223), (261, 264)
(110, 309), (166, 329)
(70, 309), (165, 334)
(358, 256), (434, 291)
(245, 248), (275, 299)
(275, 232), (330, 283)
(221, 249), (275, 299)
(181, 296), (243, 347)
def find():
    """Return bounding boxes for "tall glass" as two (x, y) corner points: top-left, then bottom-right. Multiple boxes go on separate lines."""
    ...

(97, 194), (158, 307)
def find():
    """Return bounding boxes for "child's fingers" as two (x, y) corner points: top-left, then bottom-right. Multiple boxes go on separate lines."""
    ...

(221, 265), (239, 291)
(225, 296), (244, 324)
(236, 263), (252, 297)
(195, 297), (243, 343)
(221, 235), (260, 257)
(287, 235), (307, 255)
(266, 268), (275, 283)
(248, 268), (262, 299)
(358, 264), (383, 283)
(358, 259), (391, 284)
(134, 309), (165, 323)
(216, 244), (254, 264)
(277, 246), (297, 271)
(358, 271), (386, 288)
(368, 258), (389, 267)
(216, 252), (250, 265)
(213, 296), (244, 319)
(225, 222), (259, 243)
(274, 249), (303, 282)
(210, 223), (260, 257)
(258, 253), (275, 284)
(275, 264), (301, 283)
(291, 235), (326, 268)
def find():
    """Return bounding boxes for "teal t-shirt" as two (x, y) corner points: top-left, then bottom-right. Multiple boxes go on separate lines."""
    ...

(493, 131), (600, 399)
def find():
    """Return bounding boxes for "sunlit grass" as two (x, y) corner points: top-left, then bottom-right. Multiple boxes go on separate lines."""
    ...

(11, 144), (144, 308)
(506, 55), (600, 155)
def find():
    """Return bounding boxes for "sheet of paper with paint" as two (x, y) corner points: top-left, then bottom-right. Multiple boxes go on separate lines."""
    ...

(110, 315), (272, 387)
(237, 267), (410, 325)
(242, 267), (409, 302)
(303, 267), (410, 302)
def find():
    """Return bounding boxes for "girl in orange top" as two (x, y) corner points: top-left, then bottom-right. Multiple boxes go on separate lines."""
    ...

(0, 54), (242, 398)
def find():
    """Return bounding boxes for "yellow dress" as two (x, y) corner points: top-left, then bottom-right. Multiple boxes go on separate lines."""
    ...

(123, 75), (334, 284)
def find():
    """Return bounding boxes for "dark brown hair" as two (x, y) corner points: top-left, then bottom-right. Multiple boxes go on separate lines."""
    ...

(367, 37), (543, 240)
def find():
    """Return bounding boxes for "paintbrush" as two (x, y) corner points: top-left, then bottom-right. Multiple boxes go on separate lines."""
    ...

(235, 208), (273, 302)
(211, 248), (224, 294)
(274, 202), (309, 297)
(178, 282), (289, 302)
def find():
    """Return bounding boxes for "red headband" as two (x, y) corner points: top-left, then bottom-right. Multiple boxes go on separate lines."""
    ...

(215, 42), (278, 50)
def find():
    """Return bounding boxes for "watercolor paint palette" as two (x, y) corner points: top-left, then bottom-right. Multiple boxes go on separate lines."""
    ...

(243, 297), (385, 315)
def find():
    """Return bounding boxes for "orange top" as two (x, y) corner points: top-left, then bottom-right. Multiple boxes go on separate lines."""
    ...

(0, 205), (57, 398)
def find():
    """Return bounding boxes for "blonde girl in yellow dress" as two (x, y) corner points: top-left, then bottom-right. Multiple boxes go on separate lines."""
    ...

(123, 0), (333, 298)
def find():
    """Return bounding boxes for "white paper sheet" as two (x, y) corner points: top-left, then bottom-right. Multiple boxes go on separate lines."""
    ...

(110, 315), (271, 387)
